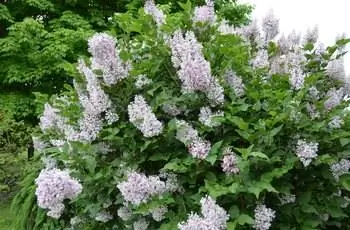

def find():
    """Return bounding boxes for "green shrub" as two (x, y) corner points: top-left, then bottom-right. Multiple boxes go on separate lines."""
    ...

(13, 0), (350, 230)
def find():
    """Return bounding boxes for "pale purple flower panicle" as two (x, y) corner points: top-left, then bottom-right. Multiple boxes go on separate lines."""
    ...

(225, 70), (245, 97)
(95, 211), (113, 223)
(324, 87), (344, 111)
(162, 103), (182, 116)
(251, 49), (269, 69)
(295, 140), (318, 167)
(288, 30), (301, 48)
(330, 159), (350, 181)
(117, 206), (132, 221)
(193, 0), (216, 24)
(326, 59), (346, 82)
(261, 9), (279, 41)
(150, 206), (168, 221)
(169, 30), (224, 104)
(289, 66), (305, 90)
(277, 34), (291, 54)
(279, 194), (296, 205)
(133, 218), (150, 230)
(39, 103), (62, 132)
(199, 106), (224, 127)
(35, 168), (82, 219)
(253, 204), (276, 230)
(237, 20), (261, 44)
(144, 0), (166, 27)
(218, 20), (235, 35)
(88, 33), (131, 85)
(188, 139), (211, 159)
(135, 74), (152, 89)
(175, 119), (212, 159)
(221, 147), (240, 175)
(178, 195), (228, 230)
(128, 95), (163, 137)
(117, 171), (167, 206)
(328, 115), (344, 129)
(303, 26), (319, 44)
(175, 119), (199, 146)
(169, 30), (212, 91)
(76, 60), (119, 142)
(306, 103), (320, 120)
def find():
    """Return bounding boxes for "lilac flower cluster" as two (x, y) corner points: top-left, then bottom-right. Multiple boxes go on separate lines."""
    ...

(330, 159), (350, 181)
(150, 206), (168, 221)
(199, 106), (224, 127)
(88, 33), (131, 85)
(261, 10), (279, 42)
(253, 204), (276, 230)
(95, 211), (113, 223)
(135, 74), (152, 89)
(279, 194), (296, 205)
(117, 171), (177, 206)
(221, 147), (240, 175)
(178, 196), (229, 230)
(193, 0), (216, 24)
(224, 70), (245, 97)
(127, 95), (163, 137)
(324, 87), (344, 111)
(175, 119), (211, 159)
(117, 206), (132, 221)
(75, 60), (119, 142)
(133, 218), (150, 230)
(144, 0), (166, 27)
(328, 115), (344, 129)
(35, 168), (82, 219)
(169, 30), (224, 105)
(295, 140), (319, 167)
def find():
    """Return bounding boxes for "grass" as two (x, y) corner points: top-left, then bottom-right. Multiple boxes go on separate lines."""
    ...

(0, 201), (13, 230)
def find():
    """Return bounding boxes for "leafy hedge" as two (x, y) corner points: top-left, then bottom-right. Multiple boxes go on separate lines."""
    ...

(12, 0), (350, 230)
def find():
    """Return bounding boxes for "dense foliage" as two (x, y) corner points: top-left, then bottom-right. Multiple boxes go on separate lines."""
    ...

(11, 0), (350, 230)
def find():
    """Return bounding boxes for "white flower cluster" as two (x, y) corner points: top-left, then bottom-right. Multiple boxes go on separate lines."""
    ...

(326, 59), (346, 82)
(133, 218), (150, 230)
(279, 194), (296, 205)
(324, 87), (344, 111)
(117, 206), (132, 221)
(144, 0), (166, 27)
(328, 115), (344, 129)
(306, 103), (320, 120)
(76, 60), (119, 142)
(162, 103), (182, 116)
(199, 106), (224, 127)
(135, 74), (152, 89)
(261, 10), (279, 42)
(95, 211), (113, 223)
(169, 30), (224, 105)
(178, 195), (229, 230)
(218, 20), (235, 35)
(295, 140), (319, 167)
(128, 95), (163, 137)
(225, 71), (245, 97)
(330, 159), (350, 181)
(35, 168), (82, 219)
(253, 204), (276, 230)
(221, 147), (240, 175)
(251, 49), (269, 69)
(150, 206), (168, 222)
(175, 119), (211, 159)
(117, 171), (172, 206)
(88, 33), (131, 86)
(193, 0), (216, 24)
(303, 26), (319, 44)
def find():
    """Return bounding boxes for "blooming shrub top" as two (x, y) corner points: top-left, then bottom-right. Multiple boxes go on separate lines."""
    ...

(32, 0), (350, 229)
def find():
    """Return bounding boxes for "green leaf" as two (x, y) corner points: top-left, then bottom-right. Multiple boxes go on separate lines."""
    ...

(83, 155), (96, 173)
(204, 180), (239, 198)
(249, 151), (270, 160)
(206, 140), (223, 165)
(236, 214), (254, 225)
(227, 221), (237, 230)
(340, 175), (350, 191)
(340, 138), (350, 147)
(163, 159), (190, 173)
(227, 116), (249, 130)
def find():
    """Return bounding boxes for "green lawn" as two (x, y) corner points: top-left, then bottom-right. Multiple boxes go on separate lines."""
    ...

(0, 202), (13, 230)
